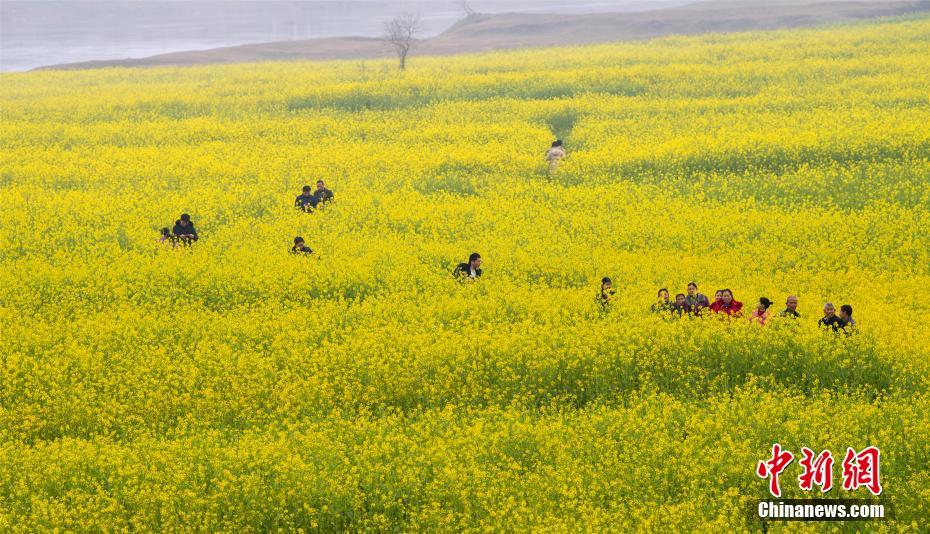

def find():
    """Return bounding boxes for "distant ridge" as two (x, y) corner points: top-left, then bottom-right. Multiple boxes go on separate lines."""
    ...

(34, 0), (930, 71)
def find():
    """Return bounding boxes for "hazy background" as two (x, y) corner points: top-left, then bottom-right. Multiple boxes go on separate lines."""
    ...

(0, 0), (685, 71)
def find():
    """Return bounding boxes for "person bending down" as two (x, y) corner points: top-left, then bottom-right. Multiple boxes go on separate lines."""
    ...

(172, 214), (198, 244)
(291, 236), (314, 255)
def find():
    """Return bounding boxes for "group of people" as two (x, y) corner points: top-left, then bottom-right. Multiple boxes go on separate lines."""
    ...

(294, 180), (335, 212)
(158, 182), (336, 253)
(597, 280), (857, 333)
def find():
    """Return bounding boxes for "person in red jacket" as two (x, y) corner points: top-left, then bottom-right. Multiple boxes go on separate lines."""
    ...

(709, 288), (744, 317)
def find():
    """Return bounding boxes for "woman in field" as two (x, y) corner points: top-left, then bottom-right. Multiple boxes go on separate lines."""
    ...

(546, 140), (565, 172)
(709, 289), (743, 317)
(749, 297), (773, 325)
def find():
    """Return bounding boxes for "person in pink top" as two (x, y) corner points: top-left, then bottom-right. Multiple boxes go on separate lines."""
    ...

(749, 297), (773, 325)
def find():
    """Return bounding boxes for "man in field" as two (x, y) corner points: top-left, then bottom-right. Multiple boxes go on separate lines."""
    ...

(454, 253), (483, 280)
(295, 185), (316, 212)
(778, 295), (800, 318)
(312, 180), (335, 207)
(685, 282), (710, 313)
(818, 302), (845, 332)
(839, 304), (857, 333)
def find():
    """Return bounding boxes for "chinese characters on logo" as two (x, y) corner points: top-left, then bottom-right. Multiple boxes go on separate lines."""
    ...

(757, 444), (882, 497)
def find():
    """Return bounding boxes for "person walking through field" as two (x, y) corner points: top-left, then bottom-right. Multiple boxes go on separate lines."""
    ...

(546, 140), (565, 173)
(295, 185), (316, 212)
(454, 253), (483, 280)
(312, 180), (334, 207)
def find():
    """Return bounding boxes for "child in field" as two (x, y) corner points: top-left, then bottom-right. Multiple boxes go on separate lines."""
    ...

(172, 214), (198, 244)
(454, 253), (483, 280)
(546, 140), (565, 172)
(749, 297), (773, 325)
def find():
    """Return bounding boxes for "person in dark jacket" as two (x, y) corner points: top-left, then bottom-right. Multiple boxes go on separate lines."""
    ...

(172, 214), (198, 244)
(685, 282), (710, 313)
(454, 253), (482, 280)
(295, 185), (316, 212)
(839, 304), (857, 333)
(312, 180), (334, 206)
(778, 295), (801, 318)
(671, 293), (692, 316)
(598, 277), (616, 309)
(818, 302), (845, 332)
(291, 236), (314, 255)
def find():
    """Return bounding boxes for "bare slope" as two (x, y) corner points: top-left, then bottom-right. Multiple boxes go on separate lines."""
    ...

(36, 0), (930, 70)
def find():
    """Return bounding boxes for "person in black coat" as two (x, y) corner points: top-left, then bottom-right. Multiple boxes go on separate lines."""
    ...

(818, 302), (846, 332)
(172, 213), (198, 244)
(291, 236), (314, 255)
(454, 252), (482, 280)
(312, 180), (334, 206)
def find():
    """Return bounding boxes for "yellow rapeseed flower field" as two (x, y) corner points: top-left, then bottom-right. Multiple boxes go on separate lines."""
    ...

(1, 13), (929, 531)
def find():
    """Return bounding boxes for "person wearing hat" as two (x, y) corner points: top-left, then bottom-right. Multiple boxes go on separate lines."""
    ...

(749, 297), (773, 325)
(546, 140), (565, 172)
(172, 213), (198, 244)
(291, 236), (314, 255)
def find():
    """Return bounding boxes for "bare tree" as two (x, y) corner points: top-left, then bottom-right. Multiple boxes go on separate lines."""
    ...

(383, 14), (421, 70)
(460, 1), (477, 17)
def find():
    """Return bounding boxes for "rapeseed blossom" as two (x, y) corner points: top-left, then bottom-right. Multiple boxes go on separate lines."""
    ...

(1, 14), (929, 531)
